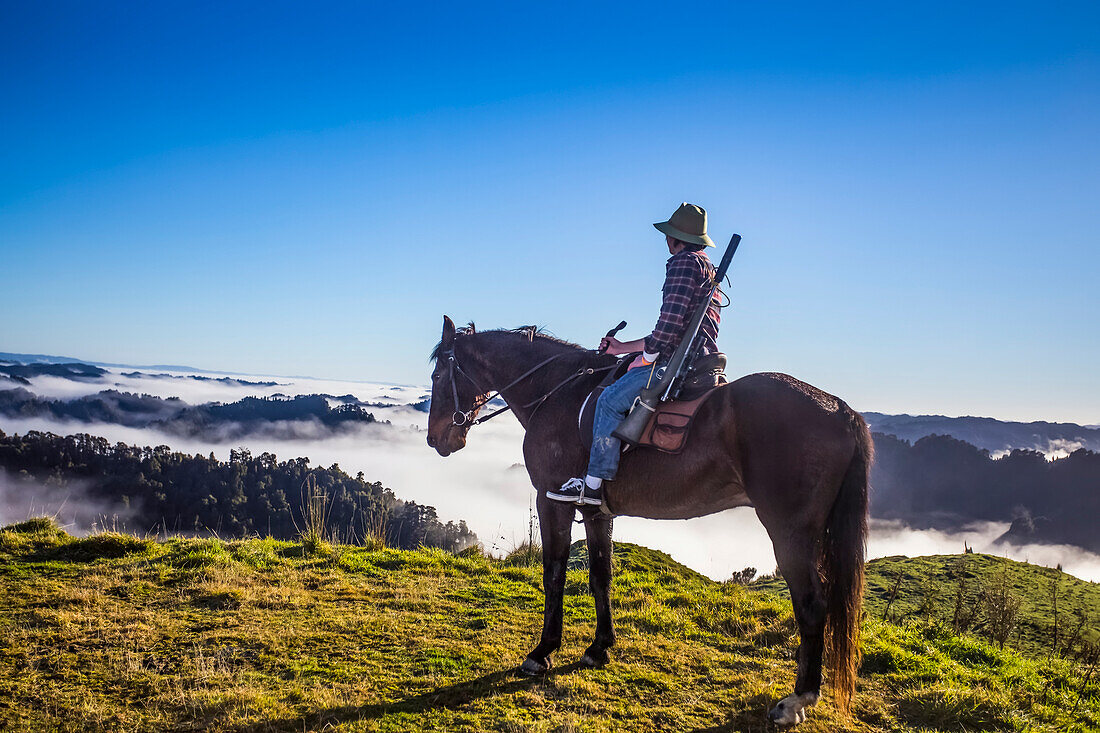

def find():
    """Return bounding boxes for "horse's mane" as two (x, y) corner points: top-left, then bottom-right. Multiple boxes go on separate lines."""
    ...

(429, 323), (585, 362)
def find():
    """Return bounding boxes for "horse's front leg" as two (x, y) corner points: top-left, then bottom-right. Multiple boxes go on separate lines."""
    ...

(520, 492), (575, 675)
(580, 508), (615, 667)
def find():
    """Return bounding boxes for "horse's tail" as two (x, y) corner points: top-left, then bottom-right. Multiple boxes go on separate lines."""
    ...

(822, 405), (871, 716)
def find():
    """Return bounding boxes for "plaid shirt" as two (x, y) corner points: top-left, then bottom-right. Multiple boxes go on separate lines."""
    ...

(643, 249), (721, 359)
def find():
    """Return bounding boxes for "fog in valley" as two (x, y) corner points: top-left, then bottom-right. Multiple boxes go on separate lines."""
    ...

(4, 366), (1100, 583)
(0, 470), (137, 536)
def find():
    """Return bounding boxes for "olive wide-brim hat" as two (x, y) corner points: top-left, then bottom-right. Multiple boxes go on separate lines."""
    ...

(653, 202), (714, 247)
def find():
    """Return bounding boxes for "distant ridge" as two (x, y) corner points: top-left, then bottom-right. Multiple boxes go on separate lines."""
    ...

(0, 351), (209, 373)
(0, 352), (85, 365)
(864, 411), (1100, 455)
(0, 352), (421, 386)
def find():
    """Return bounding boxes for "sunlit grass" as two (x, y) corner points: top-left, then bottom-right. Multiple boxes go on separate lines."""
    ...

(0, 517), (1097, 732)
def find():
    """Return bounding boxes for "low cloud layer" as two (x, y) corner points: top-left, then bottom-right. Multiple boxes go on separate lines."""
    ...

(0, 469), (137, 535)
(867, 519), (1100, 582)
(17, 368), (427, 407)
(4, 367), (1099, 583)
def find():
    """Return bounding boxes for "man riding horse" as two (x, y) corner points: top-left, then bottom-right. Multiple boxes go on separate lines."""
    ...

(547, 202), (722, 507)
(427, 203), (871, 726)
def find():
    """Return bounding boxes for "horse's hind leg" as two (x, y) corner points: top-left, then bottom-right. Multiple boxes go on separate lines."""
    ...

(767, 533), (826, 726)
(520, 493), (575, 675)
(580, 509), (615, 667)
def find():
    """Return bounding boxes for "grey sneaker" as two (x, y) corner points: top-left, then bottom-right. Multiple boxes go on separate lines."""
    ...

(546, 477), (602, 506)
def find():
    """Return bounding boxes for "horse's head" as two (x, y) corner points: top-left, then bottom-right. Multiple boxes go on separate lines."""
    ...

(427, 315), (488, 456)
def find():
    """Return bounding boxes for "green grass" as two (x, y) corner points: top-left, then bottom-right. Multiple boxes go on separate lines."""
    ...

(755, 553), (1100, 655)
(1, 519), (1097, 732)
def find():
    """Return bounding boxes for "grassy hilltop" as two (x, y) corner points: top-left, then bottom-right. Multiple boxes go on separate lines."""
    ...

(754, 553), (1100, 656)
(1, 519), (1098, 733)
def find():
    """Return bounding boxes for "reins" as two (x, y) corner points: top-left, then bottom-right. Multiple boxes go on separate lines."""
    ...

(443, 347), (617, 427)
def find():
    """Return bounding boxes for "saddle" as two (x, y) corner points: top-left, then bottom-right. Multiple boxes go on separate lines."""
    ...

(578, 352), (727, 454)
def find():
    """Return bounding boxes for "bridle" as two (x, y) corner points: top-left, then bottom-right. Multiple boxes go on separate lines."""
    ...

(442, 345), (499, 427)
(440, 344), (617, 428)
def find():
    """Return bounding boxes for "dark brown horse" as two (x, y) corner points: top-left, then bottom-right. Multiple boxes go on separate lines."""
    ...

(427, 316), (871, 726)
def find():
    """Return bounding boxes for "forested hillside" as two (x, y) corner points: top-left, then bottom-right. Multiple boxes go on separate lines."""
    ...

(870, 433), (1100, 551)
(0, 430), (475, 552)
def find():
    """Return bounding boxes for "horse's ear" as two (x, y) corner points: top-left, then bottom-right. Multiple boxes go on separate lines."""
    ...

(442, 315), (456, 347)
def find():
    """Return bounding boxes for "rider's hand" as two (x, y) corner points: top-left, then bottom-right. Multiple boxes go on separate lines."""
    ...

(600, 336), (625, 355)
(627, 354), (650, 370)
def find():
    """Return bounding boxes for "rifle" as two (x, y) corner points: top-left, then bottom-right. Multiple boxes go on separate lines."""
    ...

(611, 233), (741, 447)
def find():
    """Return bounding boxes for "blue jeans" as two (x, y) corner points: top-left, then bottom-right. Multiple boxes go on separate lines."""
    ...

(587, 362), (659, 480)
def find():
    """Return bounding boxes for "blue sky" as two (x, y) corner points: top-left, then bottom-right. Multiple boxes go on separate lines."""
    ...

(2, 1), (1098, 423)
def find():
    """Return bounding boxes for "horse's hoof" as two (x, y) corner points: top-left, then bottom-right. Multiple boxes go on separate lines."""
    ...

(767, 706), (805, 726)
(768, 692), (817, 726)
(518, 657), (549, 676)
(580, 648), (609, 668)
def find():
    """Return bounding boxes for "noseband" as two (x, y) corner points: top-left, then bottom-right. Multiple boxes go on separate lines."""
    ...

(440, 346), (616, 428)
